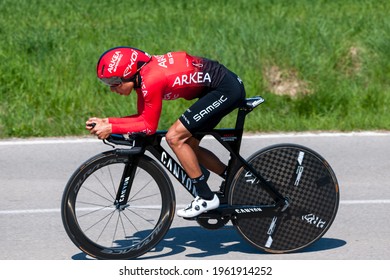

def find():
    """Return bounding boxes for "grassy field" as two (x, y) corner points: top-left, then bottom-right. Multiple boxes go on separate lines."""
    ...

(1, 0), (389, 138)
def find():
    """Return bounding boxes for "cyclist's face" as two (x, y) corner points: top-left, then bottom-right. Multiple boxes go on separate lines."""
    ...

(110, 81), (134, 96)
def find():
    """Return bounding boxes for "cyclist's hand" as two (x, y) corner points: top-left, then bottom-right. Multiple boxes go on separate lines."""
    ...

(91, 123), (112, 140)
(91, 122), (112, 139)
(86, 118), (111, 139)
(86, 117), (107, 130)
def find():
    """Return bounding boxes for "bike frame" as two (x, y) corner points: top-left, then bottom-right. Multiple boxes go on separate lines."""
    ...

(106, 96), (289, 221)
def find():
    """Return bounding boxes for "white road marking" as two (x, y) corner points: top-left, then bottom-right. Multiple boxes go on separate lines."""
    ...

(1, 199), (389, 215)
(0, 131), (389, 146)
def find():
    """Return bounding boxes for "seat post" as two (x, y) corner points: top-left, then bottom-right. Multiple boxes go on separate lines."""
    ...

(235, 106), (253, 131)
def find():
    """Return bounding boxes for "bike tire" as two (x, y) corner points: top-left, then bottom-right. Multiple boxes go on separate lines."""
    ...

(61, 151), (175, 259)
(229, 143), (339, 253)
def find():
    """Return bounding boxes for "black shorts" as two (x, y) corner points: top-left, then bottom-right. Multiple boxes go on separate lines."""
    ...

(179, 70), (246, 135)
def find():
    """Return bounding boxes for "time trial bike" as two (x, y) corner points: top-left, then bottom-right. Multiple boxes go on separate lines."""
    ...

(61, 96), (339, 259)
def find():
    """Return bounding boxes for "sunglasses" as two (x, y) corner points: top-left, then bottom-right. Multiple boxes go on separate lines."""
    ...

(99, 76), (123, 87)
(99, 76), (135, 87)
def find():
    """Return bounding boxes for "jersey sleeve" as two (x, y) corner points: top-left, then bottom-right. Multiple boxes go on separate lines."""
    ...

(108, 85), (163, 135)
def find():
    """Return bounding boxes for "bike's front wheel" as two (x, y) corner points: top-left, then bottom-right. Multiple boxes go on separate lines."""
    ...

(61, 151), (175, 259)
(229, 144), (339, 253)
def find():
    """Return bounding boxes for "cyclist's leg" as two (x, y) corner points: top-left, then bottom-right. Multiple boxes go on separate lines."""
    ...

(186, 137), (226, 177)
(166, 121), (215, 199)
(166, 120), (219, 218)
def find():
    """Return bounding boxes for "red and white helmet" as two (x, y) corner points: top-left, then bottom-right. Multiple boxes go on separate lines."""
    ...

(96, 46), (151, 86)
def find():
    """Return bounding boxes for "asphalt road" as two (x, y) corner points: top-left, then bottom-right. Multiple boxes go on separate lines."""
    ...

(1, 132), (390, 260)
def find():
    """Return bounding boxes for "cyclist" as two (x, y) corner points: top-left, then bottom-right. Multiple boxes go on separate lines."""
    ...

(87, 46), (246, 218)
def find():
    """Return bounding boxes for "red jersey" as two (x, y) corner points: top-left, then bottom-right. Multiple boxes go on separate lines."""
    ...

(108, 51), (228, 135)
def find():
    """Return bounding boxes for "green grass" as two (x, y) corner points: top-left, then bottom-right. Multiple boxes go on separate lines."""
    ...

(1, 0), (390, 138)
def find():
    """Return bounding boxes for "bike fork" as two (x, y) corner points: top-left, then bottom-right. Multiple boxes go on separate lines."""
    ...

(114, 155), (140, 210)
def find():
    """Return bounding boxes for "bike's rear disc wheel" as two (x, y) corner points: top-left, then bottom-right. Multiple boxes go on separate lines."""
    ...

(229, 144), (339, 253)
(61, 152), (175, 259)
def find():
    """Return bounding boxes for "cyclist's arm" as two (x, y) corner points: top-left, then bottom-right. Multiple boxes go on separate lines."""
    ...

(108, 90), (162, 135)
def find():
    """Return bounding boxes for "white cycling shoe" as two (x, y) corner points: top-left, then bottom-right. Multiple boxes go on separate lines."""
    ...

(177, 195), (220, 218)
